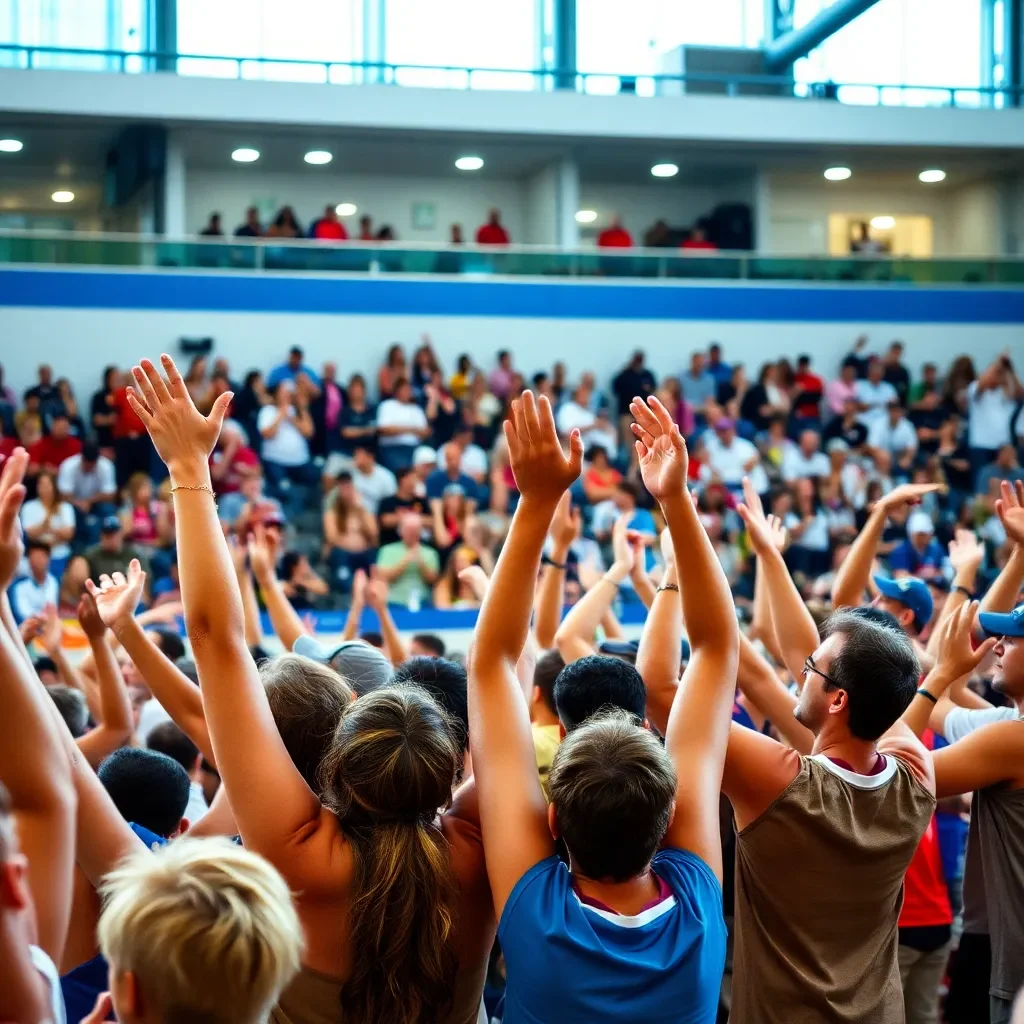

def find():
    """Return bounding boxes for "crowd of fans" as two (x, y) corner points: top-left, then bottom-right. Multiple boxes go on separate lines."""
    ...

(0, 340), (1024, 1024)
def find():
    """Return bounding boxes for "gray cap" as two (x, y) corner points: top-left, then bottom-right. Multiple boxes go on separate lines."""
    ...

(292, 636), (393, 695)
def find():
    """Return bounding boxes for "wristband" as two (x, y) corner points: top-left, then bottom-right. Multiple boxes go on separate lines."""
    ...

(915, 688), (938, 705)
(657, 583), (680, 593)
(953, 585), (973, 599)
(542, 554), (567, 570)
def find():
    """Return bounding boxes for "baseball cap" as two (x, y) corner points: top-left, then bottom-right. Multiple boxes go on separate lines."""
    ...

(826, 438), (849, 454)
(413, 445), (437, 468)
(101, 515), (122, 533)
(872, 574), (934, 632)
(292, 636), (393, 695)
(978, 602), (1024, 638)
(597, 638), (692, 662)
(906, 511), (935, 536)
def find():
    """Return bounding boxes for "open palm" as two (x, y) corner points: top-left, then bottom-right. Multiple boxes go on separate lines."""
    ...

(630, 396), (687, 502)
(996, 479), (1024, 547)
(86, 559), (146, 628)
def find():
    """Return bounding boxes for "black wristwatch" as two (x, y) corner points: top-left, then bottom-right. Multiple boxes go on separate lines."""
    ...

(953, 585), (973, 599)
(542, 554), (567, 570)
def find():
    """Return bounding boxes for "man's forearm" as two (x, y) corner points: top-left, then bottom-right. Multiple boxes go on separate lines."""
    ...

(832, 505), (886, 609)
(981, 545), (1024, 614)
(253, 568), (308, 654)
(759, 546), (819, 682)
(533, 542), (569, 649)
(903, 666), (960, 737)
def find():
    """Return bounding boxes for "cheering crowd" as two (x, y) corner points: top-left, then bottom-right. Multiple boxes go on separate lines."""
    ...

(0, 337), (1023, 1023)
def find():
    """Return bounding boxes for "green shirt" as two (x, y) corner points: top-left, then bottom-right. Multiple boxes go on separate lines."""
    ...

(375, 542), (439, 607)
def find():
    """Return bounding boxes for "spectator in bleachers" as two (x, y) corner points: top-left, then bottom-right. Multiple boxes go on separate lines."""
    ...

(942, 353), (976, 417)
(680, 352), (717, 424)
(231, 369), (270, 443)
(487, 350), (516, 401)
(782, 429), (830, 482)
(681, 223), (716, 251)
(376, 378), (432, 472)
(25, 363), (64, 424)
(322, 470), (379, 592)
(375, 511), (440, 608)
(784, 477), (832, 578)
(597, 215), (633, 248)
(426, 442), (479, 509)
(377, 344), (407, 400)
(378, 466), (429, 545)
(266, 345), (322, 392)
(476, 208), (510, 245)
(431, 484), (475, 562)
(332, 372), (376, 461)
(84, 516), (152, 586)
(182, 355), (213, 410)
(654, 377), (694, 437)
(9, 540), (57, 622)
(411, 342), (440, 396)
(978, 444), (1024, 496)
(218, 468), (282, 532)
(57, 553), (89, 617)
(0, 362), (15, 408)
(210, 421), (260, 496)
(612, 351), (657, 441)
(20, 469), (75, 577)
(257, 379), (318, 516)
(449, 223), (464, 244)
(267, 205), (303, 238)
(14, 390), (42, 447)
(440, 422), (488, 486)
(58, 440), (117, 546)
(966, 352), (1024, 487)
(234, 205), (263, 237)
(449, 354), (474, 402)
(376, 224), (396, 241)
(310, 204), (348, 241)
(111, 369), (154, 487)
(582, 446), (622, 505)
(706, 342), (732, 387)
(855, 356), (899, 428)
(882, 340), (911, 405)
(556, 379), (599, 440)
(89, 365), (119, 454)
(741, 362), (790, 433)
(56, 378), (85, 437)
(792, 354), (825, 426)
(348, 442), (397, 515)
(825, 358), (859, 417)
(278, 550), (329, 609)
(888, 510), (947, 579)
(590, 479), (656, 552)
(424, 371), (460, 447)
(433, 544), (486, 609)
(704, 416), (767, 497)
(358, 214), (374, 241)
(200, 213), (223, 236)
(27, 410), (81, 476)
(935, 415), (972, 496)
(868, 400), (919, 476)
(120, 471), (172, 551)
(312, 360), (344, 459)
(908, 362), (945, 451)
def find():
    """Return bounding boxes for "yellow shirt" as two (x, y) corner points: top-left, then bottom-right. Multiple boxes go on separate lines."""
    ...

(449, 372), (471, 401)
(532, 723), (562, 801)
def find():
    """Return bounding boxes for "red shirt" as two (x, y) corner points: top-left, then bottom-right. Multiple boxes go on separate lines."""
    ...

(681, 239), (717, 251)
(0, 437), (15, 465)
(210, 445), (260, 494)
(793, 371), (824, 418)
(597, 227), (633, 248)
(313, 220), (347, 240)
(28, 434), (82, 469)
(112, 387), (146, 438)
(899, 731), (953, 929)
(476, 223), (510, 245)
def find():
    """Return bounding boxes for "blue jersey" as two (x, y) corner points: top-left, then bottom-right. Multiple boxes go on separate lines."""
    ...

(499, 848), (726, 1023)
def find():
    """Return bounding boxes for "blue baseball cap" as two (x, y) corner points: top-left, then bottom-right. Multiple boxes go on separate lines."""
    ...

(978, 602), (1024, 639)
(872, 574), (934, 632)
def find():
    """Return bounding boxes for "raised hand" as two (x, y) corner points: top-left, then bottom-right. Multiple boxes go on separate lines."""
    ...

(351, 567), (369, 608)
(227, 533), (249, 576)
(549, 491), (581, 550)
(126, 355), (233, 472)
(611, 512), (636, 573)
(364, 570), (390, 611)
(504, 391), (583, 505)
(19, 615), (42, 646)
(934, 601), (998, 682)
(995, 478), (1024, 548)
(878, 482), (943, 513)
(629, 395), (688, 503)
(0, 447), (28, 589)
(948, 528), (984, 574)
(38, 603), (64, 655)
(77, 590), (107, 641)
(247, 522), (280, 582)
(737, 475), (787, 557)
(85, 559), (147, 629)
(458, 564), (490, 602)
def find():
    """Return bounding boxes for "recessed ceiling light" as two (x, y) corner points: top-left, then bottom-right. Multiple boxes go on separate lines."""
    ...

(919, 169), (946, 183)
(335, 202), (357, 216)
(870, 215), (896, 230)
(51, 190), (75, 203)
(651, 163), (679, 178)
(304, 150), (333, 165)
(455, 156), (484, 171)
(824, 166), (852, 181)
(575, 210), (598, 224)
(0, 139), (23, 153)
(231, 147), (260, 163)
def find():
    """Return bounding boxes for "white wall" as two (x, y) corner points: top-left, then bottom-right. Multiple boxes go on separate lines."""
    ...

(2, 304), (1019, 402)
(186, 169), (527, 242)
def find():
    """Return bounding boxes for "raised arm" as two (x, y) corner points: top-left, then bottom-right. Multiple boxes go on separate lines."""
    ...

(635, 543), (679, 735)
(932, 720), (1024, 797)
(365, 573), (409, 666)
(126, 356), (320, 856)
(532, 492), (577, 649)
(631, 396), (739, 879)
(468, 391), (583, 917)
(926, 530), (983, 660)
(737, 634), (814, 754)
(248, 522), (309, 654)
(229, 534), (264, 649)
(0, 449), (76, 966)
(985, 480), (1024, 611)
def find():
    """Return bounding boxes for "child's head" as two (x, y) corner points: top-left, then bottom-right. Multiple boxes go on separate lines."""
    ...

(548, 709), (677, 882)
(98, 748), (191, 839)
(98, 837), (303, 1023)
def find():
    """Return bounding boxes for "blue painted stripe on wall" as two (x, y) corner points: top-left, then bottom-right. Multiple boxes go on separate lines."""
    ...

(3, 267), (1024, 322)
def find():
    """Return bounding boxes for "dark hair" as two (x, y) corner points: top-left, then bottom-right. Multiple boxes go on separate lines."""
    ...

(98, 748), (191, 838)
(588, 445), (609, 465)
(533, 650), (564, 716)
(361, 631), (384, 648)
(290, 345), (303, 358)
(615, 479), (639, 503)
(145, 721), (199, 773)
(82, 440), (100, 463)
(553, 655), (647, 731)
(821, 610), (921, 741)
(395, 467), (417, 485)
(411, 634), (446, 658)
(25, 539), (51, 557)
(33, 656), (58, 677)
(549, 710), (676, 882)
(47, 684), (89, 738)
(392, 657), (468, 752)
(148, 627), (185, 664)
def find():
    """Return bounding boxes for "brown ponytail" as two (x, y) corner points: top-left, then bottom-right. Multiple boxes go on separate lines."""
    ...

(320, 685), (460, 1024)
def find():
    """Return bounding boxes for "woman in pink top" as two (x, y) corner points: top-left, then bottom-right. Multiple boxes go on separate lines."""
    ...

(826, 361), (859, 416)
(120, 472), (171, 548)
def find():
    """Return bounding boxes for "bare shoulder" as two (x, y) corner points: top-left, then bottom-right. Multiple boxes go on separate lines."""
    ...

(878, 736), (935, 794)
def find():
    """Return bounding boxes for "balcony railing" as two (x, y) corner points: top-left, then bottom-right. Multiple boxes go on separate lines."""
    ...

(0, 42), (1015, 108)
(1, 230), (1022, 286)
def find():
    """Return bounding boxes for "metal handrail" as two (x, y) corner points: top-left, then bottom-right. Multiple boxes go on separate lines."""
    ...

(0, 42), (1017, 103)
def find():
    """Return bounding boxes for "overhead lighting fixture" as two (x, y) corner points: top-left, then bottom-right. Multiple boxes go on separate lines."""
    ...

(824, 166), (852, 181)
(51, 190), (75, 203)
(455, 155), (484, 171)
(651, 163), (679, 178)
(870, 215), (896, 230)
(575, 209), (598, 224)
(919, 169), (946, 183)
(335, 202), (357, 216)
(304, 150), (333, 165)
(0, 139), (23, 153)
(231, 147), (260, 163)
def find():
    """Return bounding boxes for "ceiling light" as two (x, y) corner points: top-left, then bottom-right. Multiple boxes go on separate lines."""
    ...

(51, 190), (75, 203)
(575, 210), (598, 224)
(0, 139), (23, 153)
(231, 147), (260, 163)
(304, 150), (333, 165)
(824, 166), (852, 181)
(870, 215), (896, 230)
(455, 156), (484, 171)
(919, 169), (946, 183)
(651, 163), (679, 178)
(335, 202), (357, 216)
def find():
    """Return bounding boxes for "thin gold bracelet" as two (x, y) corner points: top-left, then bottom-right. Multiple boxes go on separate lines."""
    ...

(170, 483), (218, 508)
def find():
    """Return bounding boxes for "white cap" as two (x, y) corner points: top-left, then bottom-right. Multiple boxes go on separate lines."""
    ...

(413, 445), (437, 467)
(907, 511), (935, 536)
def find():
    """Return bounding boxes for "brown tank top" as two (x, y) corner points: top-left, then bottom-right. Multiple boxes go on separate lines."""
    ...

(731, 754), (935, 1024)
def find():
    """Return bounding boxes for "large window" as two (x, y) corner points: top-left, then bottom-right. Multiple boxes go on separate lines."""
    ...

(383, 0), (540, 90)
(793, 0), (984, 106)
(176, 0), (363, 82)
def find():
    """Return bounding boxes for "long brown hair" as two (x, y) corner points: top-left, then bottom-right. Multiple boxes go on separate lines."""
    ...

(319, 686), (460, 1024)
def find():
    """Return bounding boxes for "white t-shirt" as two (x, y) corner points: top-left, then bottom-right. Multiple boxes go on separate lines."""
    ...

(257, 406), (310, 467)
(20, 499), (76, 560)
(10, 573), (59, 621)
(57, 452), (116, 501)
(352, 464), (397, 515)
(944, 704), (1021, 744)
(867, 416), (919, 455)
(556, 401), (596, 437)
(30, 944), (66, 1024)
(781, 448), (830, 482)
(439, 442), (489, 480)
(186, 780), (209, 824)
(854, 379), (898, 427)
(702, 434), (769, 493)
(584, 424), (618, 460)
(967, 381), (1017, 449)
(786, 509), (831, 551)
(376, 399), (428, 447)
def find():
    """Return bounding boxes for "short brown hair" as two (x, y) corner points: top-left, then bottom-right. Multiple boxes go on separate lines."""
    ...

(548, 710), (676, 882)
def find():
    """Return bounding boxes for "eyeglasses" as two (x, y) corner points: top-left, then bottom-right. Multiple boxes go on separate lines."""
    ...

(804, 655), (839, 689)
